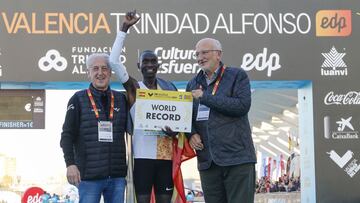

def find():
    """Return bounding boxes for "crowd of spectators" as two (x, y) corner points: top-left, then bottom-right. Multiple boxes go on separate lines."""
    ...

(40, 190), (78, 203)
(256, 174), (300, 193)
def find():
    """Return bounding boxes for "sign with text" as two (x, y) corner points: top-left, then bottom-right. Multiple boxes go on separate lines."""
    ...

(134, 89), (193, 132)
(0, 90), (45, 129)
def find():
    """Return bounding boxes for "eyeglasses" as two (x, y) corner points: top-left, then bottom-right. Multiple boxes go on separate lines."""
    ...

(195, 50), (221, 57)
(89, 66), (110, 72)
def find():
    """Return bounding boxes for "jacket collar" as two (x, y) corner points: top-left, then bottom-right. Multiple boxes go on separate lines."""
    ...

(196, 61), (224, 86)
(89, 83), (111, 97)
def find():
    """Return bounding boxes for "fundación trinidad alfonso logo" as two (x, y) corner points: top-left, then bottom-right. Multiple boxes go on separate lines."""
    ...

(316, 10), (352, 37)
(327, 150), (360, 178)
(38, 49), (67, 72)
(321, 46), (347, 76)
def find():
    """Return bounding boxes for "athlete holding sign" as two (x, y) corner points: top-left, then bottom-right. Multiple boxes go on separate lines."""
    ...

(109, 11), (194, 203)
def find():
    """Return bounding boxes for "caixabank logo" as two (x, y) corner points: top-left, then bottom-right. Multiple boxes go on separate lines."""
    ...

(316, 10), (352, 37)
(324, 116), (359, 139)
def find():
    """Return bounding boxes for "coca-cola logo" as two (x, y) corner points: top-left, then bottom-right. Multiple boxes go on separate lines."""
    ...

(324, 91), (360, 105)
(21, 187), (44, 203)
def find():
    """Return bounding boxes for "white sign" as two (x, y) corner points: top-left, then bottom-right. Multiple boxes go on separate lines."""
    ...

(134, 89), (193, 132)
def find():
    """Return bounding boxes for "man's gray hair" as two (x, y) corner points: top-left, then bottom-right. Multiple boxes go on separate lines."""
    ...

(212, 39), (222, 51)
(196, 38), (222, 51)
(86, 53), (111, 69)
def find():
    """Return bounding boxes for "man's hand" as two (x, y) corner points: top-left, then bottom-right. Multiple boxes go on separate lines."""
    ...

(66, 165), (81, 186)
(189, 133), (204, 150)
(121, 10), (141, 32)
(162, 126), (178, 138)
(191, 89), (204, 99)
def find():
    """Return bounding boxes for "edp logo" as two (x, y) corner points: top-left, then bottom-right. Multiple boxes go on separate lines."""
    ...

(316, 10), (352, 37)
(241, 48), (281, 77)
(320, 13), (346, 33)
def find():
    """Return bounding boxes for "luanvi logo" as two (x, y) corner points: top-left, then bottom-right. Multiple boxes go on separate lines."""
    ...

(316, 10), (352, 37)
(324, 116), (359, 139)
(38, 49), (67, 72)
(321, 46), (347, 76)
(327, 150), (360, 178)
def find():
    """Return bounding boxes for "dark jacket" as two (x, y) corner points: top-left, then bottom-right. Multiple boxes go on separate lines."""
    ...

(60, 84), (128, 180)
(157, 77), (177, 91)
(186, 63), (256, 170)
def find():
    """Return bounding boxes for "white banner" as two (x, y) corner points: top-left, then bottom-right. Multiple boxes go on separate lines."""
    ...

(134, 89), (193, 132)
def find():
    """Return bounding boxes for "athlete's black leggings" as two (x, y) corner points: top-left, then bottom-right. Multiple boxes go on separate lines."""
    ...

(134, 159), (174, 203)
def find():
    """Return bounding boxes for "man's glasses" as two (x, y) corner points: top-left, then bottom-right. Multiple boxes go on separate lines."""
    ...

(89, 66), (110, 72)
(195, 50), (221, 57)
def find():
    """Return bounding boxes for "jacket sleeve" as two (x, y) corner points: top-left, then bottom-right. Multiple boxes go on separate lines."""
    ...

(60, 94), (80, 167)
(109, 31), (130, 83)
(200, 69), (251, 117)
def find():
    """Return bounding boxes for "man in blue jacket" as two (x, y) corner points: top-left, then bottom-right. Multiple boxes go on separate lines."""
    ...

(186, 38), (257, 203)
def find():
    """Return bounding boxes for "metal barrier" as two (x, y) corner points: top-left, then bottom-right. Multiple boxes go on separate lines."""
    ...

(187, 192), (301, 203)
(255, 192), (301, 203)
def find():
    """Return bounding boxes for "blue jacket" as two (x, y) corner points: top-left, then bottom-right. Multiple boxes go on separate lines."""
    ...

(186, 63), (256, 170)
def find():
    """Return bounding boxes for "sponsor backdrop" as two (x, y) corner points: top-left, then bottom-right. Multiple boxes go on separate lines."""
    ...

(0, 0), (359, 202)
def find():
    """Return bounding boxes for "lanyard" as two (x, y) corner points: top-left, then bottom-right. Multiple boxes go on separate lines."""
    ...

(211, 65), (226, 95)
(87, 89), (115, 120)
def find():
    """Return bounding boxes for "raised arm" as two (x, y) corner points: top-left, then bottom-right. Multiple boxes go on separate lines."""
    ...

(110, 11), (140, 107)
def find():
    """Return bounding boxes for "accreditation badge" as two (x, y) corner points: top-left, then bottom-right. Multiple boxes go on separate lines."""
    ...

(196, 103), (210, 121)
(98, 121), (113, 142)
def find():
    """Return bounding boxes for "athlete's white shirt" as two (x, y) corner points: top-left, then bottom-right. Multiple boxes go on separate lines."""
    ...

(130, 82), (172, 160)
